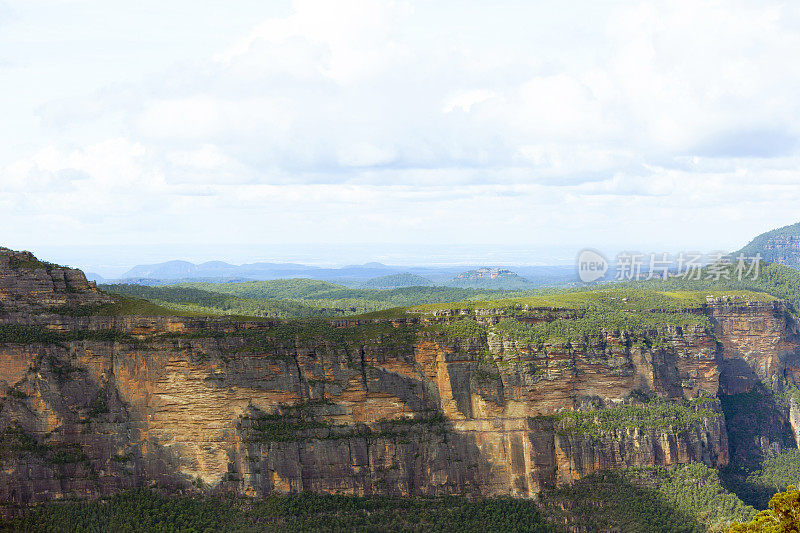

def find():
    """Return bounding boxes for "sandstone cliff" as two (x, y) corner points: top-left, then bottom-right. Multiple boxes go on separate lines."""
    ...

(0, 251), (799, 508)
(0, 248), (111, 313)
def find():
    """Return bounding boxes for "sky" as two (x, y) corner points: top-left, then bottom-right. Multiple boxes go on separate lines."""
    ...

(3, 0), (800, 273)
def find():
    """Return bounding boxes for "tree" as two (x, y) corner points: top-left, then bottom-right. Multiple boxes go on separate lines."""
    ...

(728, 485), (800, 532)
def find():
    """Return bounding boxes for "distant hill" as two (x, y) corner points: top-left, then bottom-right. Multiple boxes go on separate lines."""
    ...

(512, 265), (575, 286)
(119, 260), (398, 282)
(123, 260), (203, 279)
(737, 222), (800, 268)
(111, 260), (574, 287)
(449, 267), (533, 290)
(359, 272), (436, 289)
(85, 272), (105, 283)
(98, 278), (527, 317)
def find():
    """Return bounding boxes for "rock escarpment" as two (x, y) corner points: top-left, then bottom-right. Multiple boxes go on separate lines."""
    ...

(0, 248), (111, 313)
(0, 251), (798, 509)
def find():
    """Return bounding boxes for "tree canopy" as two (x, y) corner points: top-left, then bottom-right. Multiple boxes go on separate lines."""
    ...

(728, 486), (800, 532)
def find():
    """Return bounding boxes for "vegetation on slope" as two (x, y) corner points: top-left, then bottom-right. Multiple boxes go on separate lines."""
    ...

(0, 490), (556, 533)
(737, 221), (800, 267)
(178, 279), (525, 307)
(98, 285), (325, 318)
(241, 407), (448, 443)
(727, 485), (800, 532)
(722, 450), (800, 512)
(176, 278), (489, 302)
(535, 397), (721, 437)
(0, 423), (88, 466)
(415, 288), (772, 347)
(359, 272), (436, 289)
(716, 386), (800, 510)
(540, 463), (756, 532)
(90, 284), (775, 349)
(6, 256), (58, 272)
(96, 263), (785, 324)
(494, 308), (709, 347)
(625, 261), (800, 314)
(96, 295), (182, 316)
(411, 287), (775, 313)
(1, 462), (762, 533)
(0, 323), (135, 344)
(99, 280), (531, 318)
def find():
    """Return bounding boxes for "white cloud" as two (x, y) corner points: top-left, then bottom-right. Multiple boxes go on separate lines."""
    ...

(3, 0), (800, 254)
(214, 0), (414, 84)
(442, 89), (496, 113)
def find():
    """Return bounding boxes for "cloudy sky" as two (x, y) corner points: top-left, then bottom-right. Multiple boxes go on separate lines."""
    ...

(3, 0), (800, 271)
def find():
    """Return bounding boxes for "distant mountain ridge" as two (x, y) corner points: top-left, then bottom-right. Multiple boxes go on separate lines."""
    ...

(121, 260), (397, 281)
(85, 272), (105, 283)
(123, 260), (321, 280)
(109, 259), (576, 288)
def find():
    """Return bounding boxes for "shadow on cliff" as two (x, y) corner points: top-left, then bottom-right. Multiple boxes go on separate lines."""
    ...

(539, 470), (706, 532)
(718, 384), (797, 508)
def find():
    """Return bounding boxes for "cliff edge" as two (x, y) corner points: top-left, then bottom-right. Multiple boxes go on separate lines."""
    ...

(0, 249), (799, 509)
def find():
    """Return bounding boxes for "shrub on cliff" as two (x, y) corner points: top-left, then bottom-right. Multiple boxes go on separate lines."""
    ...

(533, 396), (721, 437)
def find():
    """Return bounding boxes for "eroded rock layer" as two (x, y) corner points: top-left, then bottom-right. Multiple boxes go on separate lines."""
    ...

(0, 252), (799, 507)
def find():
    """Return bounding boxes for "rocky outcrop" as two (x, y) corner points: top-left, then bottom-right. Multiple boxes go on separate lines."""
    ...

(455, 267), (514, 280)
(0, 248), (111, 313)
(707, 300), (800, 393)
(0, 251), (799, 508)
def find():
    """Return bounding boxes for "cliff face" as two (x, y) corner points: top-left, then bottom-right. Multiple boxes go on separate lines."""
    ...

(0, 248), (111, 313)
(0, 253), (799, 507)
(0, 318), (730, 502)
(711, 300), (800, 392)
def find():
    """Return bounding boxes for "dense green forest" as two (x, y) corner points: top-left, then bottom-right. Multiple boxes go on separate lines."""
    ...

(722, 449), (800, 510)
(727, 485), (800, 532)
(177, 278), (525, 304)
(99, 280), (537, 318)
(98, 259), (800, 322)
(96, 283), (780, 350)
(737, 222), (800, 267)
(539, 462), (756, 532)
(0, 490), (555, 533)
(358, 272), (436, 289)
(0, 461), (774, 533)
(626, 261), (800, 313)
(419, 287), (771, 346)
(411, 285), (774, 312)
(96, 284), (330, 318)
(536, 396), (721, 437)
